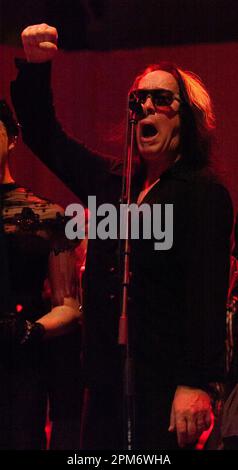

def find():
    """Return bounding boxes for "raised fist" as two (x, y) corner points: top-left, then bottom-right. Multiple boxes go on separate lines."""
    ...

(21, 23), (58, 63)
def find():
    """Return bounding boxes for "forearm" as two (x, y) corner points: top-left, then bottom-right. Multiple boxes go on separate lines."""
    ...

(37, 298), (81, 339)
(11, 60), (115, 203)
(11, 61), (82, 196)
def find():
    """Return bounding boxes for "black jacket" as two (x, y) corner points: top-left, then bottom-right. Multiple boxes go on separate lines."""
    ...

(11, 61), (233, 390)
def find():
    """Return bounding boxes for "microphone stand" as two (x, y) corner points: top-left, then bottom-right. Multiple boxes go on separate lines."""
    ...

(118, 94), (141, 450)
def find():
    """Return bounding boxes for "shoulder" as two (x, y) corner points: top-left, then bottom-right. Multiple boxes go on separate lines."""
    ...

(166, 163), (233, 231)
(170, 163), (232, 202)
(160, 162), (232, 208)
(186, 168), (233, 234)
(12, 185), (64, 217)
(5, 184), (68, 235)
(189, 167), (232, 206)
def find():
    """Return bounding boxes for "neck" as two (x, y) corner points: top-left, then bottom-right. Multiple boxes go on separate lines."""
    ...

(0, 164), (15, 184)
(143, 152), (179, 188)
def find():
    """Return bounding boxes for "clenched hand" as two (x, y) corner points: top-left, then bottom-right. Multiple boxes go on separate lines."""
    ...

(21, 23), (58, 63)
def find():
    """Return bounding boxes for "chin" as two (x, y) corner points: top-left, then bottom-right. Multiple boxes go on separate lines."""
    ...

(138, 142), (160, 155)
(139, 148), (163, 161)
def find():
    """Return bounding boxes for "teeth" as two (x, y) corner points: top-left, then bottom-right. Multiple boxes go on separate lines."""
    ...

(142, 124), (158, 138)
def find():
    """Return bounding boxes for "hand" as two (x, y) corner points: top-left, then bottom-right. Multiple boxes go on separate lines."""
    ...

(21, 23), (58, 63)
(0, 313), (45, 346)
(168, 385), (212, 448)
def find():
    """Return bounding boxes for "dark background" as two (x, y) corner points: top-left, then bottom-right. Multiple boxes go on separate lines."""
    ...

(1, 0), (238, 50)
(1, 0), (238, 211)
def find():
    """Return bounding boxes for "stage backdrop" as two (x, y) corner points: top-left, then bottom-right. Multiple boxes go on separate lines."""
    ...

(0, 41), (238, 211)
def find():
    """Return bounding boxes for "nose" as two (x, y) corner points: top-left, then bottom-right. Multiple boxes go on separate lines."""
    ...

(142, 95), (155, 116)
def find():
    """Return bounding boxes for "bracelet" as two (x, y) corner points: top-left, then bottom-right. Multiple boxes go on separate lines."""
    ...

(20, 321), (46, 345)
(19, 320), (32, 344)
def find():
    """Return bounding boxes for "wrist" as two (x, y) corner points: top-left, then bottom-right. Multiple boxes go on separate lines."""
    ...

(20, 320), (46, 345)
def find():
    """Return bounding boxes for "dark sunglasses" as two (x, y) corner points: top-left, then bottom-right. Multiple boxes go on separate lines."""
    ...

(129, 88), (182, 111)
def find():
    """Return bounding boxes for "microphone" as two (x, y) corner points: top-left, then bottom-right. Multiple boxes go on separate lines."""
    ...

(128, 92), (144, 117)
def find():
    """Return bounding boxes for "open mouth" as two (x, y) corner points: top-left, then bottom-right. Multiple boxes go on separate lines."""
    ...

(141, 123), (158, 138)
